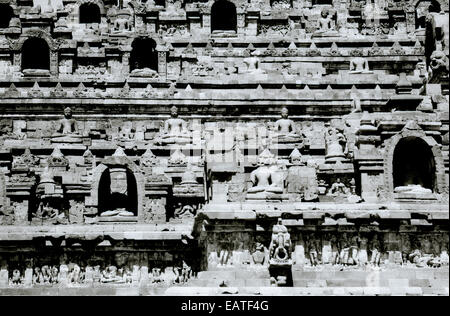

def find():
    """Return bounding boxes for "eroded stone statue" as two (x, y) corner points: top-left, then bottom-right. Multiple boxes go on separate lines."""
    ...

(349, 57), (372, 74)
(247, 149), (284, 199)
(314, 9), (338, 36)
(156, 106), (192, 145)
(269, 219), (292, 265)
(273, 108), (303, 144)
(327, 178), (350, 196)
(325, 127), (347, 162)
(51, 107), (82, 143)
(242, 51), (266, 75)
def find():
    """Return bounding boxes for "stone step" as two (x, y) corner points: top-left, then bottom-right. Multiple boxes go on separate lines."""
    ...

(165, 286), (434, 296)
(291, 269), (448, 281)
(187, 278), (271, 288)
(197, 270), (270, 280)
(1, 285), (447, 296)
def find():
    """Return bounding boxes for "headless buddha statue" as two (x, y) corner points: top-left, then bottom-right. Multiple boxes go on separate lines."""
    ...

(242, 51), (266, 75)
(349, 57), (373, 74)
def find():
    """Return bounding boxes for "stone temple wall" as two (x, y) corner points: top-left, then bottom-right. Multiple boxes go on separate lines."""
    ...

(0, 0), (448, 291)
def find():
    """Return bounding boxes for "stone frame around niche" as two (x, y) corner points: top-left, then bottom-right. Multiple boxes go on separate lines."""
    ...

(72, 0), (107, 24)
(123, 35), (168, 78)
(12, 29), (59, 76)
(382, 124), (447, 199)
(88, 161), (145, 219)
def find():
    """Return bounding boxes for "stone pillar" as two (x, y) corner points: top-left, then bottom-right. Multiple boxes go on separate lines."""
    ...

(0, 268), (8, 287)
(202, 13), (211, 33)
(85, 266), (94, 285)
(132, 265), (141, 284)
(24, 268), (33, 287)
(237, 13), (245, 36)
(294, 244), (305, 266)
(157, 51), (167, 78)
(13, 53), (21, 69)
(140, 266), (149, 286)
(50, 51), (58, 76)
(121, 52), (130, 76)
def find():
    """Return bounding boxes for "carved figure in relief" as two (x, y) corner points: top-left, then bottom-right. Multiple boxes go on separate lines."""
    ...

(242, 51), (266, 75)
(52, 107), (83, 143)
(349, 57), (372, 74)
(269, 219), (292, 264)
(11, 269), (22, 285)
(157, 106), (192, 145)
(273, 108), (303, 144)
(325, 127), (347, 162)
(369, 234), (382, 266)
(327, 178), (350, 196)
(314, 9), (338, 37)
(350, 233), (360, 265)
(248, 149), (284, 196)
(306, 234), (321, 266)
(339, 233), (350, 265)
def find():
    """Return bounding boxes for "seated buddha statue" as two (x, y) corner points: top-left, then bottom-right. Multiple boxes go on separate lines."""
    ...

(273, 108), (303, 144)
(51, 107), (83, 143)
(242, 51), (266, 75)
(156, 106), (192, 145)
(247, 149), (284, 198)
(393, 168), (433, 194)
(314, 9), (339, 37)
(349, 57), (373, 74)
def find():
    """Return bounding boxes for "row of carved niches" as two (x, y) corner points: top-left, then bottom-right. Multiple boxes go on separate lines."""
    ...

(0, 43), (431, 84)
(0, 0), (447, 38)
(0, 250), (197, 287)
(205, 230), (449, 270)
(1, 109), (449, 205)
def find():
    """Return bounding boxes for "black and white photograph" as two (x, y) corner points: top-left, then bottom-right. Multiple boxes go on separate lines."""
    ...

(0, 0), (448, 301)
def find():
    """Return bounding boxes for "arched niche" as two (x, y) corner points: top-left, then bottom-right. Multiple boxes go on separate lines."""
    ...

(129, 38), (158, 72)
(415, 0), (441, 29)
(79, 2), (101, 23)
(90, 160), (144, 218)
(211, 0), (237, 33)
(383, 123), (447, 196)
(98, 167), (138, 215)
(0, 3), (13, 28)
(21, 37), (50, 71)
(312, 0), (333, 5)
(411, 0), (449, 12)
(393, 137), (436, 190)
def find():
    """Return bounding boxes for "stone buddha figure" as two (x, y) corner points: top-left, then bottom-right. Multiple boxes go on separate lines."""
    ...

(51, 107), (83, 143)
(325, 127), (347, 162)
(349, 57), (373, 74)
(327, 178), (350, 196)
(157, 106), (192, 145)
(242, 51), (266, 75)
(273, 108), (303, 144)
(247, 149), (284, 198)
(314, 9), (338, 37)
